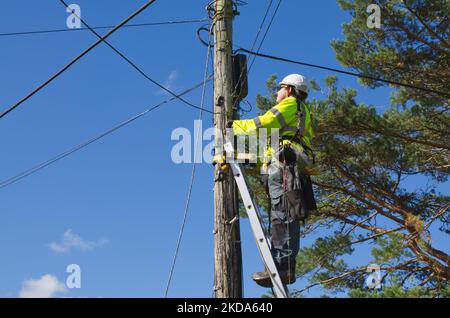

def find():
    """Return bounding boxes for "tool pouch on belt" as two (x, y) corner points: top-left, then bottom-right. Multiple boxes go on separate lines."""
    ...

(281, 145), (317, 222)
(283, 163), (309, 221)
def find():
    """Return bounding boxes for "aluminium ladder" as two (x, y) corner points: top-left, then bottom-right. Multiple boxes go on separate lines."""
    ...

(223, 142), (289, 298)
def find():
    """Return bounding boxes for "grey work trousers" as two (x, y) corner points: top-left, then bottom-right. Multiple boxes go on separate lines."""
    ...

(265, 162), (300, 272)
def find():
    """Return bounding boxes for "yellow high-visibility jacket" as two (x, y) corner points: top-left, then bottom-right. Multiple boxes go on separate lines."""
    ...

(233, 96), (314, 146)
(232, 96), (315, 172)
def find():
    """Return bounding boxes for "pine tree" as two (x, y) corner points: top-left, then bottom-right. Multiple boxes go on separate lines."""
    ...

(250, 1), (449, 297)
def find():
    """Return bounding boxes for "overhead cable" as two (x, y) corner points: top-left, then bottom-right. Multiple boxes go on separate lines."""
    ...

(58, 0), (214, 114)
(237, 48), (450, 98)
(231, 0), (274, 101)
(0, 0), (158, 120)
(247, 0), (281, 72)
(0, 19), (208, 37)
(164, 23), (214, 298)
(0, 78), (211, 190)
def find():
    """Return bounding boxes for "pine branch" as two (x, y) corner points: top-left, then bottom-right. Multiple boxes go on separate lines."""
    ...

(297, 259), (419, 294)
(401, 1), (450, 49)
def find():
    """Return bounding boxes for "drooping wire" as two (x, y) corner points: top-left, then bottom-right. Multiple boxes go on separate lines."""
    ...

(234, 0), (248, 6)
(0, 0), (158, 120)
(58, 0), (215, 115)
(239, 99), (253, 115)
(231, 0), (280, 115)
(233, 0), (274, 91)
(0, 78), (211, 190)
(247, 0), (281, 73)
(197, 26), (214, 48)
(248, 0), (274, 59)
(0, 19), (208, 37)
(237, 48), (450, 98)
(164, 22), (214, 298)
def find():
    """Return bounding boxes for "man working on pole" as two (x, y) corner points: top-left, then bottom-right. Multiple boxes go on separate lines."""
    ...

(232, 74), (317, 287)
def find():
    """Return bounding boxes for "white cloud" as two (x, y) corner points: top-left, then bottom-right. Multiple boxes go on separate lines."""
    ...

(48, 229), (109, 254)
(19, 274), (67, 298)
(160, 70), (178, 94)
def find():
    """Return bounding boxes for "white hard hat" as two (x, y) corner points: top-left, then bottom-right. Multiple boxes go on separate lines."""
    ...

(279, 74), (309, 94)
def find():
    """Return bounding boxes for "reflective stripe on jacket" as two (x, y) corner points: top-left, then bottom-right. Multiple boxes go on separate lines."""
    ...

(232, 96), (314, 149)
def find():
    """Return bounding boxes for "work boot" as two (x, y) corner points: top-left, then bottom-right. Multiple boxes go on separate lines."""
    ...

(252, 271), (273, 288)
(252, 269), (296, 287)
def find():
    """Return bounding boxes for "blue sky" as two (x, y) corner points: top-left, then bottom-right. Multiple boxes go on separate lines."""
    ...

(0, 0), (447, 298)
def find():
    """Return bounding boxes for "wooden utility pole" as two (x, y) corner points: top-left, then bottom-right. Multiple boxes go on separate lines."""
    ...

(212, 0), (242, 298)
